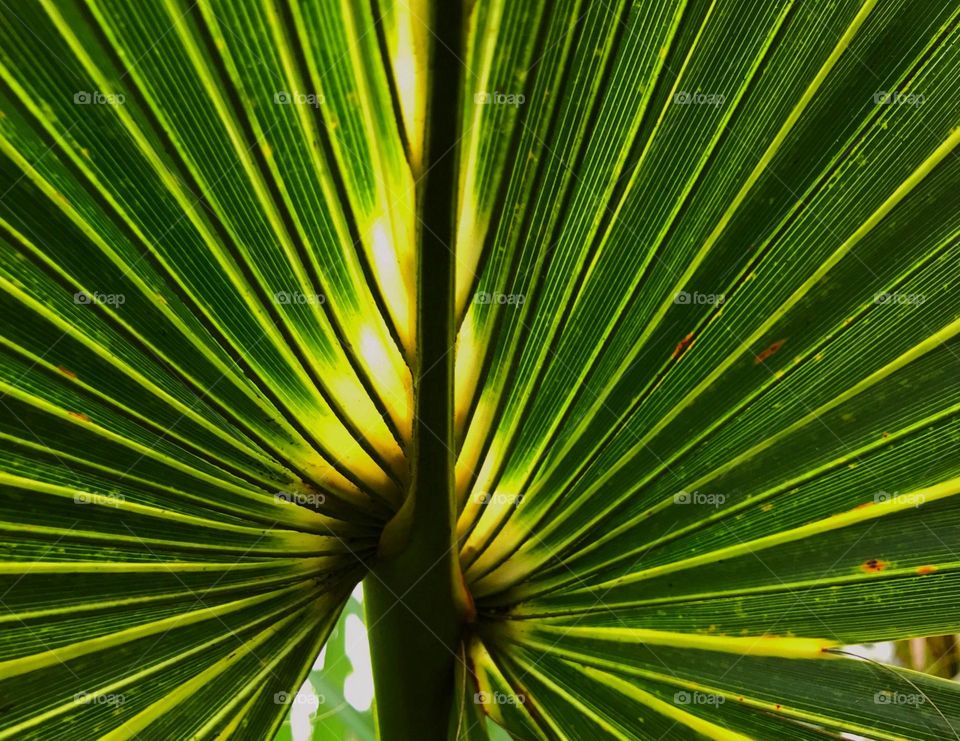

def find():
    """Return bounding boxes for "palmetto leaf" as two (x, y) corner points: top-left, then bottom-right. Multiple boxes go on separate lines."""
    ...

(0, 0), (959, 739)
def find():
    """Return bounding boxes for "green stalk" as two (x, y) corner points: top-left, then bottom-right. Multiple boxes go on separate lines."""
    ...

(364, 3), (467, 739)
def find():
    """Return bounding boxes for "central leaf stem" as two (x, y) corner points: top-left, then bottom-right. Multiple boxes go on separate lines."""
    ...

(364, 3), (467, 739)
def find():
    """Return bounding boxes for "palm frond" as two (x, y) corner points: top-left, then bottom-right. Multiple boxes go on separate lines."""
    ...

(1, 0), (959, 738)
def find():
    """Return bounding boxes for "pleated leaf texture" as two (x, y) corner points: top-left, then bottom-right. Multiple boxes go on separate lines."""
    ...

(1, 0), (960, 739)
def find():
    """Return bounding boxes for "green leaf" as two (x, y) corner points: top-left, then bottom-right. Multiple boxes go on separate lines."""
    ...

(307, 594), (375, 741)
(2, 0), (960, 739)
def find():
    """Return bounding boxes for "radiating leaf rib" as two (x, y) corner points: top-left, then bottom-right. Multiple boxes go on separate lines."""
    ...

(517, 339), (960, 599)
(499, 622), (838, 659)
(0, 336), (282, 488)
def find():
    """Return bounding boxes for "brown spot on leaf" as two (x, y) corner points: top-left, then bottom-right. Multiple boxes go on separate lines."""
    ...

(754, 339), (786, 364)
(67, 411), (90, 422)
(860, 558), (888, 574)
(775, 704), (782, 710)
(854, 501), (874, 510)
(672, 332), (695, 360)
(761, 503), (774, 512)
(916, 565), (938, 575)
(57, 366), (77, 379)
